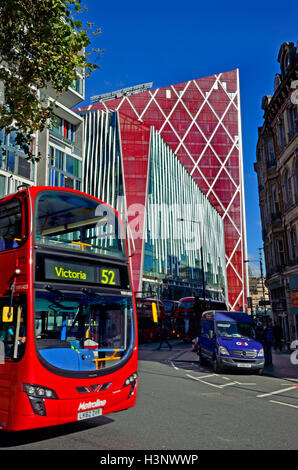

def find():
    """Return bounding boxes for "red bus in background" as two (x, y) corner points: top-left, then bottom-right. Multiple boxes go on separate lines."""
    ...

(175, 297), (227, 342)
(0, 187), (138, 431)
(136, 298), (165, 343)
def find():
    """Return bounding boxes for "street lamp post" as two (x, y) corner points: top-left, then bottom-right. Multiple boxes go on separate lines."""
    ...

(177, 218), (206, 302)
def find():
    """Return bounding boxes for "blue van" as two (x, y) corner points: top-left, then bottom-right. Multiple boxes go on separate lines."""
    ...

(198, 311), (264, 374)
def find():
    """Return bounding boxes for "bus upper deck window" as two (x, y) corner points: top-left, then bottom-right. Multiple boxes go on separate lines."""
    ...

(0, 199), (23, 251)
(34, 191), (126, 258)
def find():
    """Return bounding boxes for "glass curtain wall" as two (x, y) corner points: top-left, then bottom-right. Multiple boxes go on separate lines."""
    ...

(82, 110), (124, 214)
(143, 129), (228, 302)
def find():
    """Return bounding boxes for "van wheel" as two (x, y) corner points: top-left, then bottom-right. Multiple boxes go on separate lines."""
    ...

(213, 357), (222, 373)
(255, 368), (263, 375)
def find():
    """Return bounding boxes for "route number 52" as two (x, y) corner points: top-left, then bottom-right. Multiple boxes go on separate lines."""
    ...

(101, 269), (116, 285)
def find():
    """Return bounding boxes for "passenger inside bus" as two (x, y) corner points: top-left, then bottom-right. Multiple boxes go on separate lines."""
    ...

(0, 198), (23, 251)
(0, 237), (19, 251)
(0, 301), (27, 360)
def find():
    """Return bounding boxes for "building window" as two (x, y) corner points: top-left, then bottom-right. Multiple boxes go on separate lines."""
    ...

(0, 198), (23, 251)
(276, 238), (285, 267)
(288, 226), (297, 262)
(282, 167), (293, 210)
(287, 106), (297, 141)
(49, 146), (82, 190)
(276, 116), (286, 153)
(50, 116), (75, 143)
(71, 77), (83, 96)
(0, 175), (6, 197)
(0, 129), (35, 182)
(266, 137), (275, 167)
(17, 156), (31, 179)
(271, 183), (280, 216)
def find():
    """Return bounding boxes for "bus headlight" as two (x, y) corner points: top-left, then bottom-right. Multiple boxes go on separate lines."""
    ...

(123, 373), (138, 388)
(122, 373), (138, 398)
(23, 384), (58, 416)
(23, 383), (58, 399)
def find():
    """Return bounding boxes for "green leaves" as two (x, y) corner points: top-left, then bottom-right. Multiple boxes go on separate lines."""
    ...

(0, 0), (101, 160)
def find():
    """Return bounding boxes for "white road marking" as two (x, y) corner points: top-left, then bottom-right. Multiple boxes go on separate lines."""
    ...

(219, 382), (237, 388)
(257, 386), (296, 398)
(234, 381), (256, 386)
(186, 372), (259, 389)
(195, 373), (218, 379)
(186, 374), (222, 388)
(186, 374), (239, 389)
(269, 400), (298, 409)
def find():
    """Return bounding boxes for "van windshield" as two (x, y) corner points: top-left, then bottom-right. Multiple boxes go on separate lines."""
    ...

(216, 321), (256, 340)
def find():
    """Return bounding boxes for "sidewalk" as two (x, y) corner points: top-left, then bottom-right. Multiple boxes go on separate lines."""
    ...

(138, 341), (298, 382)
(263, 349), (298, 381)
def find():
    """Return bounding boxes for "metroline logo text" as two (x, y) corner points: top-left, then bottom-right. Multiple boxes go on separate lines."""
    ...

(78, 399), (107, 411)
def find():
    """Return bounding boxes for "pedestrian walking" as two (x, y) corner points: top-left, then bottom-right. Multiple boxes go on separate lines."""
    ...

(272, 322), (283, 352)
(255, 322), (263, 343)
(157, 318), (172, 350)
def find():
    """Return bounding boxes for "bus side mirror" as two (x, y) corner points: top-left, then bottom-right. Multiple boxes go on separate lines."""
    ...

(152, 302), (158, 324)
(2, 306), (13, 322)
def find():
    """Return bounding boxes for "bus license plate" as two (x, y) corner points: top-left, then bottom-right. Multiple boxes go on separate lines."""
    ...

(237, 363), (251, 368)
(77, 408), (102, 421)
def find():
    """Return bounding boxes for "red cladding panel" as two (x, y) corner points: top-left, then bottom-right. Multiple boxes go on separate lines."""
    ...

(118, 114), (151, 292)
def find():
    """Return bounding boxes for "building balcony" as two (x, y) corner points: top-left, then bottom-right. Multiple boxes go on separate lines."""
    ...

(44, 79), (85, 109)
(49, 129), (82, 157)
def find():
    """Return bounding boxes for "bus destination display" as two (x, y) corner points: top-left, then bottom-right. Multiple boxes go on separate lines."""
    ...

(44, 258), (121, 287)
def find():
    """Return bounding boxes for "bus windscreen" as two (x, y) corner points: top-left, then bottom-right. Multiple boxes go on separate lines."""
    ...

(34, 191), (126, 258)
(34, 290), (134, 373)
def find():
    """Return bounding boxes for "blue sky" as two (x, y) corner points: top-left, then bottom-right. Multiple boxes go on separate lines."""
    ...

(79, 0), (297, 273)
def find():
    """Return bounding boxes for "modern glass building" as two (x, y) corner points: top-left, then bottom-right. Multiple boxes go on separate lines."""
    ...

(0, 128), (36, 195)
(77, 70), (248, 310)
(78, 108), (228, 303)
(0, 73), (85, 195)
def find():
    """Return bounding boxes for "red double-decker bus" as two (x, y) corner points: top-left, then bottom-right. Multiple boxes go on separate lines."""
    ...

(175, 296), (227, 342)
(136, 298), (166, 343)
(0, 187), (138, 431)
